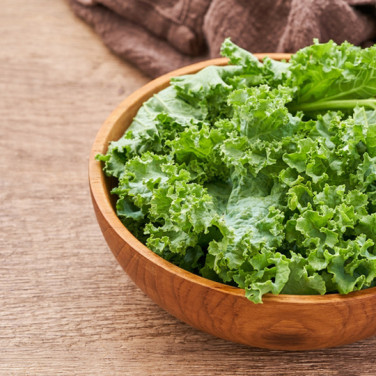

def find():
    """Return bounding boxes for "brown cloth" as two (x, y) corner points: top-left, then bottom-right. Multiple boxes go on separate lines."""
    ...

(69, 0), (376, 77)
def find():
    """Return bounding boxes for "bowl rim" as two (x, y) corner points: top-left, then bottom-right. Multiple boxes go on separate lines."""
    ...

(89, 54), (376, 304)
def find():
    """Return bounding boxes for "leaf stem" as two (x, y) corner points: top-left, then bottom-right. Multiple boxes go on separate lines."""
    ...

(289, 99), (376, 113)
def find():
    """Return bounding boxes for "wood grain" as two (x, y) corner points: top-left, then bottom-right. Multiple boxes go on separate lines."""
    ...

(2, 0), (376, 374)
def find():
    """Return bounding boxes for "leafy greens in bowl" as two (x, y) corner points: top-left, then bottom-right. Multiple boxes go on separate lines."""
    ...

(97, 39), (376, 303)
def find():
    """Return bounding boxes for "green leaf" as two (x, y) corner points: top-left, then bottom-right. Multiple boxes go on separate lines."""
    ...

(221, 38), (289, 87)
(282, 252), (326, 295)
(228, 85), (299, 141)
(288, 40), (376, 113)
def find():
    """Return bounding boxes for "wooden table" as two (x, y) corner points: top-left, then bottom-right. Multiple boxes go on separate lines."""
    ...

(1, 1), (376, 374)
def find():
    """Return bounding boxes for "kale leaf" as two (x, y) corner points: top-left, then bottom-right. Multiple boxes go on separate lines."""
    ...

(97, 39), (376, 303)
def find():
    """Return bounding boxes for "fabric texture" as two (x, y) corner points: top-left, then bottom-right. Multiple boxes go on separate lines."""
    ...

(69, 0), (376, 77)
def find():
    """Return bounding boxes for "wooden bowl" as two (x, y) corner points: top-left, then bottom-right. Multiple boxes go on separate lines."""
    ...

(89, 55), (376, 351)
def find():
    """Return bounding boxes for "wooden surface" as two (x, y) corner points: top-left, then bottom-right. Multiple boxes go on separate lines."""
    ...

(1, 0), (376, 374)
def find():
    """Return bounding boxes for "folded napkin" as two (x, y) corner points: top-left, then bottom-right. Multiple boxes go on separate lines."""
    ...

(69, 0), (376, 77)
